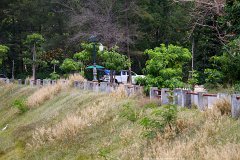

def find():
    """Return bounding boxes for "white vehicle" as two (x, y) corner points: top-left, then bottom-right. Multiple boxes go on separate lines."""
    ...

(102, 70), (144, 84)
(0, 74), (7, 82)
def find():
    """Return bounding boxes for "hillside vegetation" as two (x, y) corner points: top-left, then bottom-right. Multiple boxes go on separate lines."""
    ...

(0, 83), (240, 160)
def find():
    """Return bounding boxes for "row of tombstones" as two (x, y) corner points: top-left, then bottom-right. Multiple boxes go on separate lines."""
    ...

(15, 79), (143, 96)
(150, 87), (240, 118)
(73, 81), (143, 96)
(17, 79), (67, 86)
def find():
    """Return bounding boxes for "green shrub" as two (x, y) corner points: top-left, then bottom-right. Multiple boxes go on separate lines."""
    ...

(204, 68), (223, 85)
(120, 103), (138, 122)
(144, 102), (159, 109)
(188, 70), (199, 90)
(12, 99), (28, 114)
(50, 72), (60, 80)
(234, 82), (240, 93)
(140, 104), (178, 139)
(98, 147), (111, 159)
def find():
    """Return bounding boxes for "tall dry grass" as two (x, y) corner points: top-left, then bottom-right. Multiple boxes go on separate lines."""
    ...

(26, 83), (62, 108)
(110, 84), (128, 99)
(213, 98), (231, 115)
(28, 97), (115, 148)
(144, 108), (240, 160)
(67, 74), (86, 86)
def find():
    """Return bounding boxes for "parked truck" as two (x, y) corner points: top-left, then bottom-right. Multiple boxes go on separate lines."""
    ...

(102, 70), (144, 84)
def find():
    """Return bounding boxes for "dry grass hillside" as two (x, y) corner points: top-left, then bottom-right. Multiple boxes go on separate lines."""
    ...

(0, 83), (240, 160)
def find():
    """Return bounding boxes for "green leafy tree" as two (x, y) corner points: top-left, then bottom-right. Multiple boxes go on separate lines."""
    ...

(210, 38), (240, 84)
(188, 70), (199, 90)
(73, 43), (98, 74)
(24, 33), (45, 80)
(101, 46), (131, 83)
(0, 45), (9, 66)
(49, 59), (60, 80)
(204, 69), (223, 85)
(74, 43), (94, 66)
(60, 58), (81, 73)
(139, 44), (191, 89)
(51, 59), (59, 73)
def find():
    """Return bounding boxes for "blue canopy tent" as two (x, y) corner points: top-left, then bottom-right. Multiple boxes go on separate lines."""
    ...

(86, 65), (105, 69)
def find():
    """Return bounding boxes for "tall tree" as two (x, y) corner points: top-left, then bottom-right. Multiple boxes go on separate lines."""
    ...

(24, 33), (45, 80)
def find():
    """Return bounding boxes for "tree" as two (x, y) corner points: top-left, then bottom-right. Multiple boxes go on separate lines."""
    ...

(51, 59), (60, 73)
(138, 44), (191, 89)
(60, 58), (81, 73)
(0, 45), (9, 66)
(24, 33), (45, 80)
(210, 38), (240, 84)
(74, 43), (95, 67)
(101, 46), (131, 83)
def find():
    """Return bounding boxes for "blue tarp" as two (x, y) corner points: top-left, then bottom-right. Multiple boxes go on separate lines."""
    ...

(104, 69), (110, 75)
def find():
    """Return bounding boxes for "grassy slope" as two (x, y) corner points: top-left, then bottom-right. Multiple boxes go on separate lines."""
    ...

(0, 84), (240, 160)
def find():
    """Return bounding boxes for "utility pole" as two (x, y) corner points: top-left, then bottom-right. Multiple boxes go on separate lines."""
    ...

(125, 0), (132, 84)
(12, 60), (14, 80)
(32, 43), (36, 80)
(192, 36), (195, 73)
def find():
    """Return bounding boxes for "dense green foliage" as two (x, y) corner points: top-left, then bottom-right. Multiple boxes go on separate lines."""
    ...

(60, 58), (81, 73)
(0, 45), (9, 65)
(137, 44), (191, 89)
(140, 104), (178, 138)
(0, 0), (240, 88)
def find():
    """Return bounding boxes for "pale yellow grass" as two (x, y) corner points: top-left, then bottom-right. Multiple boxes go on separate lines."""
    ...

(68, 74), (86, 86)
(110, 84), (128, 99)
(118, 125), (145, 160)
(26, 83), (62, 108)
(28, 97), (115, 148)
(212, 98), (231, 115)
(144, 109), (239, 160)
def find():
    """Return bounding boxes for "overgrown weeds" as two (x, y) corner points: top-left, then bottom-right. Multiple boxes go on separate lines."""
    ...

(28, 97), (115, 148)
(120, 103), (139, 122)
(213, 98), (231, 116)
(68, 74), (86, 86)
(143, 106), (240, 160)
(12, 99), (28, 114)
(26, 83), (62, 108)
(110, 84), (127, 99)
(140, 105), (178, 139)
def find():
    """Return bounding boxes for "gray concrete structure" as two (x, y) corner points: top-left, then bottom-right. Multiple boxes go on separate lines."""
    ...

(125, 85), (134, 96)
(74, 81), (79, 88)
(30, 80), (35, 86)
(78, 82), (84, 89)
(24, 79), (29, 85)
(100, 82), (108, 92)
(182, 90), (192, 108)
(36, 79), (41, 86)
(106, 83), (112, 93)
(150, 87), (159, 99)
(231, 94), (240, 118)
(173, 89), (182, 106)
(52, 80), (57, 85)
(161, 88), (170, 104)
(84, 81), (88, 90)
(198, 92), (208, 111)
(88, 81), (94, 90)
(93, 82), (99, 92)
(5, 79), (10, 84)
(18, 79), (22, 85)
(43, 79), (48, 86)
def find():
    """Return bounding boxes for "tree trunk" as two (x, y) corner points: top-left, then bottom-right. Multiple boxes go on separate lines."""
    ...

(12, 60), (14, 80)
(125, 0), (132, 84)
(110, 70), (114, 84)
(192, 36), (195, 72)
(32, 43), (36, 80)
